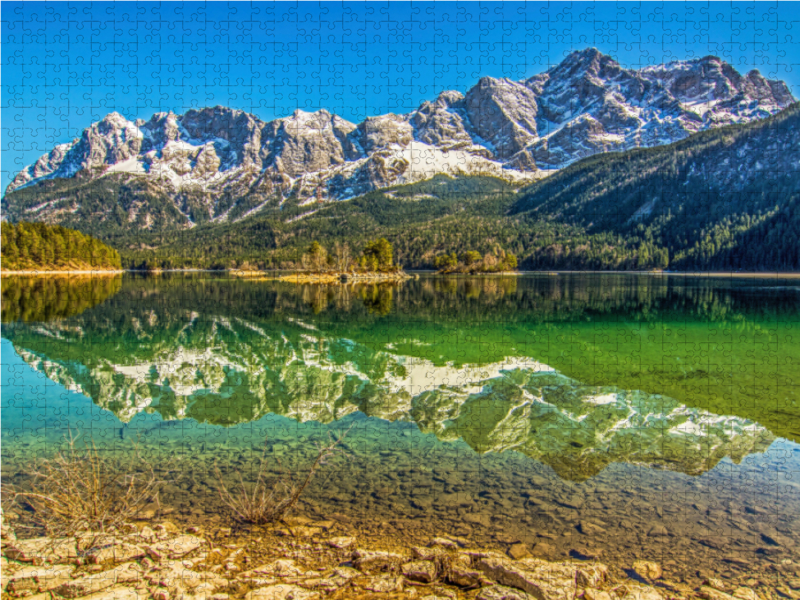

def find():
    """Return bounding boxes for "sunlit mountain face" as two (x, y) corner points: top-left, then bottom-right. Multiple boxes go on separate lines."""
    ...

(2, 273), (796, 482)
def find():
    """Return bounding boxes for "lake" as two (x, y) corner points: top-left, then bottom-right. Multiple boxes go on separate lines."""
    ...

(2, 272), (799, 586)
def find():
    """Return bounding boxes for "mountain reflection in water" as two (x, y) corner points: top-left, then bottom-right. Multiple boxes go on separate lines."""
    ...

(3, 272), (795, 481)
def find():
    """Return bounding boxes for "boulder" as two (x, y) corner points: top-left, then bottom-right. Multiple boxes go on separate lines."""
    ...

(477, 557), (576, 600)
(632, 560), (662, 580)
(401, 560), (436, 583)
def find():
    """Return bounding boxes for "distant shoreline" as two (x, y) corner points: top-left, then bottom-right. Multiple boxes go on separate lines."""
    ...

(3, 268), (799, 279)
(1, 269), (124, 276)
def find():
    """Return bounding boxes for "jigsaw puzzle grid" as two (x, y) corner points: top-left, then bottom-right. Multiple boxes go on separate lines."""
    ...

(2, 2), (800, 600)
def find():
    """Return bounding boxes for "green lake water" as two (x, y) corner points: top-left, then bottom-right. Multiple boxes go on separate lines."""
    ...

(2, 272), (799, 583)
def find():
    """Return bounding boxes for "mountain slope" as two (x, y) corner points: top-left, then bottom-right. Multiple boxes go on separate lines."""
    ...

(3, 49), (793, 236)
(511, 102), (800, 269)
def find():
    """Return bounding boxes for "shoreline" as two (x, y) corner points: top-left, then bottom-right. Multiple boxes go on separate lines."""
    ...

(3, 268), (800, 279)
(1, 269), (124, 276)
(231, 270), (414, 284)
(0, 511), (772, 600)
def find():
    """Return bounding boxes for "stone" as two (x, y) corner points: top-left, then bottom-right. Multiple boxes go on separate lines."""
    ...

(477, 557), (576, 600)
(91, 543), (147, 565)
(251, 560), (304, 577)
(632, 560), (662, 581)
(508, 543), (531, 560)
(732, 588), (759, 600)
(616, 583), (666, 600)
(245, 584), (319, 600)
(429, 537), (458, 549)
(647, 525), (669, 537)
(289, 527), (322, 538)
(698, 587), (738, 600)
(309, 521), (334, 531)
(576, 564), (608, 588)
(401, 560), (437, 583)
(148, 536), (204, 560)
(476, 585), (535, 600)
(56, 563), (143, 598)
(326, 537), (356, 550)
(7, 564), (75, 593)
(4, 537), (78, 563)
(363, 575), (404, 593)
(352, 549), (406, 573)
(579, 521), (606, 536)
(583, 590), (613, 600)
(77, 585), (145, 600)
(706, 579), (728, 592)
(412, 545), (451, 561)
(447, 563), (485, 588)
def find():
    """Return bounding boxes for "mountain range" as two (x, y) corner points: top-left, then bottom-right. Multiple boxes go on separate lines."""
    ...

(3, 48), (798, 271)
(4, 49), (793, 226)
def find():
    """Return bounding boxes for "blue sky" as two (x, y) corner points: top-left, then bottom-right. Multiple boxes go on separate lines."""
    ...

(3, 1), (799, 192)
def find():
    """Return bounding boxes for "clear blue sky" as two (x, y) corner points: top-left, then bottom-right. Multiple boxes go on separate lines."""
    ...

(3, 1), (799, 192)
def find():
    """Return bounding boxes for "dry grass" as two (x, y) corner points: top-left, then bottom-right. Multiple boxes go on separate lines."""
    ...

(215, 426), (351, 525)
(12, 431), (164, 537)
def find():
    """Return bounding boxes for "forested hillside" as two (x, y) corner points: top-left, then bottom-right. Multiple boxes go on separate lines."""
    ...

(511, 102), (800, 270)
(1, 222), (122, 271)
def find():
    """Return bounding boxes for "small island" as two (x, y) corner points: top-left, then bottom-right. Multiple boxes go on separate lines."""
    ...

(434, 246), (519, 275)
(1, 222), (123, 274)
(233, 238), (412, 284)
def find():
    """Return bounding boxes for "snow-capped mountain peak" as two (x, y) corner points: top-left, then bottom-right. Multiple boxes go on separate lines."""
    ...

(5, 49), (793, 229)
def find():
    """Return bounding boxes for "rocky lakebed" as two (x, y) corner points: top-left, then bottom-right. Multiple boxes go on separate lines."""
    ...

(2, 510), (798, 600)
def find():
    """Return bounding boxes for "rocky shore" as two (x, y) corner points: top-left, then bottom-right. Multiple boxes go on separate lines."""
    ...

(2, 514), (788, 600)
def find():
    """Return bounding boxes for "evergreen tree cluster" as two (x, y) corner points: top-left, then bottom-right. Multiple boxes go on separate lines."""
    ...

(1, 222), (122, 271)
(299, 238), (399, 273)
(435, 246), (518, 273)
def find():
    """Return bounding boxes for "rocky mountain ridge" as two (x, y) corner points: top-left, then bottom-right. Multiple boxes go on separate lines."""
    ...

(5, 49), (793, 229)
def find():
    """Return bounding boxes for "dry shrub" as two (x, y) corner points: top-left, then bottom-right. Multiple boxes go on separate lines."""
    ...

(215, 426), (351, 525)
(13, 431), (164, 537)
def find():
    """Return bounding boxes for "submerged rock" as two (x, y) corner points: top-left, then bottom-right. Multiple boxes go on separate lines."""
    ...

(632, 560), (662, 580)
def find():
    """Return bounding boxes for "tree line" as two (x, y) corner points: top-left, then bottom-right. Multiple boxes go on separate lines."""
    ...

(1, 222), (122, 271)
(300, 238), (399, 273)
(434, 245), (518, 274)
